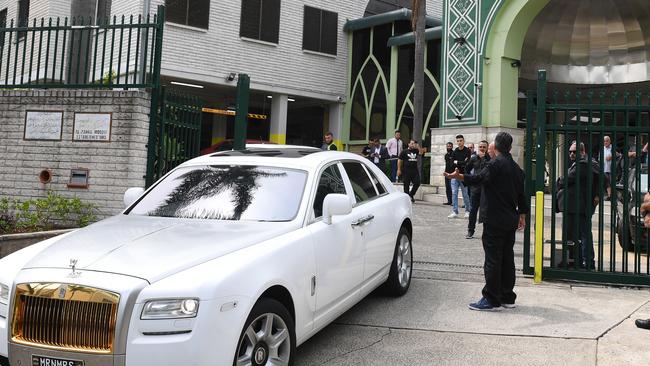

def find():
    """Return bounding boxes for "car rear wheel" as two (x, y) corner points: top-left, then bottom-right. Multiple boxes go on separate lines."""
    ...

(617, 219), (635, 252)
(234, 298), (295, 366)
(383, 226), (412, 296)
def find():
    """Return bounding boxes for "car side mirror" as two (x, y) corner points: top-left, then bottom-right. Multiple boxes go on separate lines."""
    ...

(322, 194), (352, 225)
(124, 187), (145, 208)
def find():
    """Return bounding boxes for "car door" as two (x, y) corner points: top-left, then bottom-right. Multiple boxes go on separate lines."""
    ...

(307, 163), (365, 328)
(340, 162), (395, 285)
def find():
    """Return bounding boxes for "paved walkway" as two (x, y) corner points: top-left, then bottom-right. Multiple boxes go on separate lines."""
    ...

(295, 201), (650, 365)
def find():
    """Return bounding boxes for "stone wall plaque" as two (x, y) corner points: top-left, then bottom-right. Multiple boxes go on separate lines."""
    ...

(73, 113), (112, 142)
(23, 111), (64, 140)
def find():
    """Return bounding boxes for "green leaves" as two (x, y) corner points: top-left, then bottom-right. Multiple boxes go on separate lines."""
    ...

(0, 191), (97, 234)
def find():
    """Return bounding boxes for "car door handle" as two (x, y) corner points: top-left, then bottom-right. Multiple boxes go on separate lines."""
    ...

(351, 215), (375, 227)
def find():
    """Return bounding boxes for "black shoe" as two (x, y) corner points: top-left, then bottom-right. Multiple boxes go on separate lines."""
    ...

(410, 196), (415, 203)
(466, 231), (474, 239)
(443, 202), (452, 206)
(635, 319), (650, 329)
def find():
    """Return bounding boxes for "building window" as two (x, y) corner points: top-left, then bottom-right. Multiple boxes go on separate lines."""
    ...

(239, 0), (281, 44)
(302, 6), (337, 55)
(96, 0), (112, 25)
(165, 0), (210, 29)
(17, 0), (29, 40)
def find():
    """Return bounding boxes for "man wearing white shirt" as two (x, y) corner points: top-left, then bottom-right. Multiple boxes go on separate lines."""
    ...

(602, 136), (613, 200)
(386, 130), (403, 182)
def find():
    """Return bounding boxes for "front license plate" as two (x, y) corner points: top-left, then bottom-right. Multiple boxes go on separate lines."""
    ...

(32, 355), (84, 366)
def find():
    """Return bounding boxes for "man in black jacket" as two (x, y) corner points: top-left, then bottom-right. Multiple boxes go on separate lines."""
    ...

(558, 141), (599, 270)
(444, 142), (454, 205)
(445, 132), (527, 311)
(465, 140), (490, 238)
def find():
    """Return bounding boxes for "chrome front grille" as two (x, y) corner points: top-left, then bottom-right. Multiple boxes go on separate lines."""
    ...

(11, 283), (119, 354)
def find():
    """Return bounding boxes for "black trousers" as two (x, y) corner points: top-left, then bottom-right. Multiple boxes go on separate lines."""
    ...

(481, 224), (517, 306)
(468, 190), (481, 232)
(445, 175), (452, 204)
(403, 170), (421, 197)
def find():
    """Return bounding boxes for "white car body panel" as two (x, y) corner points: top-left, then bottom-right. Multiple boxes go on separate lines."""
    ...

(0, 147), (412, 365)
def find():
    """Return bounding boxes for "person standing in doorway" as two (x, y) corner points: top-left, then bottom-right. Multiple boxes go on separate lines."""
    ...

(448, 135), (471, 219)
(398, 139), (421, 203)
(465, 140), (490, 238)
(443, 142), (454, 205)
(386, 130), (403, 182)
(444, 132), (527, 311)
(322, 132), (338, 151)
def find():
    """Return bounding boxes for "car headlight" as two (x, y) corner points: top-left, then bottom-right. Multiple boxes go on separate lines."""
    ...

(141, 299), (199, 320)
(0, 283), (9, 305)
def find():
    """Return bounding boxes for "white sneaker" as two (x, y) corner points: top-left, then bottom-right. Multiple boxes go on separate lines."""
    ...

(464, 212), (470, 218)
(448, 212), (459, 219)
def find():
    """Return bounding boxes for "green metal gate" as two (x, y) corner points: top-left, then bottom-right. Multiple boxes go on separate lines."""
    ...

(145, 87), (203, 187)
(524, 70), (650, 286)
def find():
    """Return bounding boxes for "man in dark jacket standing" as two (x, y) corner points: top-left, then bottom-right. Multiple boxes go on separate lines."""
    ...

(558, 141), (599, 270)
(465, 140), (490, 239)
(444, 142), (454, 205)
(445, 132), (527, 311)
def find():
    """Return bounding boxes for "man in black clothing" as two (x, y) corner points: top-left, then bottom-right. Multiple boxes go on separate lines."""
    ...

(465, 140), (490, 239)
(445, 132), (527, 311)
(398, 139), (421, 203)
(449, 135), (472, 218)
(443, 142), (454, 205)
(558, 141), (599, 269)
(363, 138), (389, 172)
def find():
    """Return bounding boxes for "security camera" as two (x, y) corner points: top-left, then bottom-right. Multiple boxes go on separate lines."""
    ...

(474, 82), (482, 89)
(226, 72), (237, 82)
(336, 96), (343, 102)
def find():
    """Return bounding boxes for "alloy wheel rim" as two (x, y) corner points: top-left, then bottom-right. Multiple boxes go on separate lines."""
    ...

(236, 313), (291, 366)
(398, 234), (412, 287)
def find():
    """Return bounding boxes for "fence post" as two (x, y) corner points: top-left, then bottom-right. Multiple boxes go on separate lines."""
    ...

(144, 5), (165, 188)
(534, 70), (547, 283)
(234, 73), (250, 151)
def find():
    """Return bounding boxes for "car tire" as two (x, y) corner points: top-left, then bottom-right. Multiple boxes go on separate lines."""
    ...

(233, 298), (295, 366)
(617, 219), (635, 252)
(383, 226), (412, 297)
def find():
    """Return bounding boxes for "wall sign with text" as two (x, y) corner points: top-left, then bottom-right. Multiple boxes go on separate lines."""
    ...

(24, 111), (64, 140)
(73, 113), (112, 142)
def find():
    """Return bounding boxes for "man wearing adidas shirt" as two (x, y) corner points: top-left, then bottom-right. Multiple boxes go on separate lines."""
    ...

(398, 139), (421, 203)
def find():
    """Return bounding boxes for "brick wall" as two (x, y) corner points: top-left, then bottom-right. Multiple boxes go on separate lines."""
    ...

(0, 89), (151, 218)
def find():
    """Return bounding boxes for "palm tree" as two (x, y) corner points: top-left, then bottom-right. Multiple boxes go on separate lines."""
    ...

(152, 166), (286, 220)
(411, 0), (426, 144)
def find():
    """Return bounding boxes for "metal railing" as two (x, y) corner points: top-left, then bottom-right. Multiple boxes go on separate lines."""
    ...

(0, 6), (163, 89)
(524, 70), (650, 286)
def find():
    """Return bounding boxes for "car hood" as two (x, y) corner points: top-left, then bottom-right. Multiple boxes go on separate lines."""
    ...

(24, 215), (296, 282)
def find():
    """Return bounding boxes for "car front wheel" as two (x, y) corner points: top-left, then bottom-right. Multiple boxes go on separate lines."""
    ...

(383, 226), (413, 296)
(234, 298), (295, 366)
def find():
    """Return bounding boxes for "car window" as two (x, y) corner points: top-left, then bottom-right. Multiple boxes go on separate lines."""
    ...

(128, 165), (307, 221)
(365, 165), (386, 195)
(343, 162), (378, 203)
(313, 165), (347, 218)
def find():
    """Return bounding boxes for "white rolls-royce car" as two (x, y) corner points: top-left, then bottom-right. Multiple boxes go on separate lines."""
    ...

(0, 146), (413, 366)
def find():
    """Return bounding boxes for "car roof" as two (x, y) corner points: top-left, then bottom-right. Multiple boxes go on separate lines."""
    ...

(180, 145), (364, 170)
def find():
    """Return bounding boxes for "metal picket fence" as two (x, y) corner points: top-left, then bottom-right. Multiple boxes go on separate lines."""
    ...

(524, 70), (650, 286)
(0, 6), (163, 89)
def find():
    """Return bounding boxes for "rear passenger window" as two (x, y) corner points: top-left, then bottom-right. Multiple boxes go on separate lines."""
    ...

(343, 162), (377, 203)
(313, 165), (347, 218)
(365, 166), (386, 195)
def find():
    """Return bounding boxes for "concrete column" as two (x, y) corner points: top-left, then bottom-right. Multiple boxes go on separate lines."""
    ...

(328, 102), (344, 150)
(211, 114), (227, 145)
(269, 94), (288, 144)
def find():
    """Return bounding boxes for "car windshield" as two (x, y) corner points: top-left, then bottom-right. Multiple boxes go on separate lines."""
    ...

(128, 165), (307, 221)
